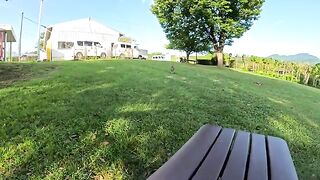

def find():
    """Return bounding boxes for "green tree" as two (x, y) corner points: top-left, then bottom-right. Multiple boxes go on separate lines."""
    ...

(190, 0), (264, 66)
(152, 0), (210, 60)
(311, 63), (320, 87)
(152, 0), (264, 66)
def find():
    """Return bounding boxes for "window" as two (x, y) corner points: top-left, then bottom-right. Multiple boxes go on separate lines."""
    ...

(121, 44), (126, 48)
(134, 46), (137, 49)
(126, 45), (132, 49)
(58, 41), (74, 49)
(77, 41), (84, 46)
(94, 42), (101, 46)
(84, 41), (93, 46)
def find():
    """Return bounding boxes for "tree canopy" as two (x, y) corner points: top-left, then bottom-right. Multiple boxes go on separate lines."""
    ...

(152, 0), (264, 66)
(152, 0), (211, 60)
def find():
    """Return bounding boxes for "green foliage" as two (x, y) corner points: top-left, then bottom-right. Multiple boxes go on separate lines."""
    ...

(189, 0), (264, 51)
(152, 0), (211, 59)
(312, 63), (320, 75)
(0, 61), (319, 179)
(152, 0), (264, 65)
(310, 63), (320, 87)
(231, 55), (320, 88)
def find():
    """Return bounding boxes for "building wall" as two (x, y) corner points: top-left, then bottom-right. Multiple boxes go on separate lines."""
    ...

(49, 30), (119, 60)
(0, 32), (4, 60)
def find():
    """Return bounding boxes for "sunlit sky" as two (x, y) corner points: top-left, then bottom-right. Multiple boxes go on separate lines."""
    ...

(1, 0), (319, 57)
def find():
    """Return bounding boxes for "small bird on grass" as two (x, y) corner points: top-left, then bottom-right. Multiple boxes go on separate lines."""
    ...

(170, 65), (176, 74)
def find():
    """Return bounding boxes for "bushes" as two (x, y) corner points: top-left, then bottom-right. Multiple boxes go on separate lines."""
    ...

(196, 58), (217, 65)
(230, 56), (320, 89)
(229, 60), (236, 68)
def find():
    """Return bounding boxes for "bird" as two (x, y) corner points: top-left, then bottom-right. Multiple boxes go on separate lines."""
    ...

(170, 65), (176, 74)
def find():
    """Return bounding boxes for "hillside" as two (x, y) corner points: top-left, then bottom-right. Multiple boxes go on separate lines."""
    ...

(268, 53), (320, 64)
(0, 61), (319, 179)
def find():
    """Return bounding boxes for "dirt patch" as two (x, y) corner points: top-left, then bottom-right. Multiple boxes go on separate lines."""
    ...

(0, 63), (57, 87)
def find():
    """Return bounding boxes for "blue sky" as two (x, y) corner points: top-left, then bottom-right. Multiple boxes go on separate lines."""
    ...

(1, 0), (319, 57)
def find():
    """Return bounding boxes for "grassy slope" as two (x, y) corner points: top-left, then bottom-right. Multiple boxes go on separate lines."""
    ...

(0, 61), (319, 179)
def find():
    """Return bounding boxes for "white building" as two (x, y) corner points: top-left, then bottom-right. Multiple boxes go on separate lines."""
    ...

(0, 24), (16, 61)
(43, 18), (125, 60)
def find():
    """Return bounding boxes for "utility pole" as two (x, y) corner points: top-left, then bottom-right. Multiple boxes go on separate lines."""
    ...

(18, 11), (24, 61)
(36, 0), (44, 61)
(4, 32), (7, 62)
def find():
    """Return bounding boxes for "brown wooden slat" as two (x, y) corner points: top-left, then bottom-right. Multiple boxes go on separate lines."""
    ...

(247, 134), (268, 180)
(192, 128), (235, 180)
(221, 131), (250, 180)
(147, 125), (222, 180)
(267, 136), (299, 180)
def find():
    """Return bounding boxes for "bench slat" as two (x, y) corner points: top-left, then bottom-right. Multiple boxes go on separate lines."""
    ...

(147, 124), (221, 180)
(192, 128), (235, 180)
(221, 131), (250, 180)
(267, 136), (299, 180)
(247, 134), (268, 180)
(148, 125), (298, 180)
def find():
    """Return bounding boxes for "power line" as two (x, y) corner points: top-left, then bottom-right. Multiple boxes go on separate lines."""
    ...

(24, 16), (47, 28)
(1, 0), (47, 28)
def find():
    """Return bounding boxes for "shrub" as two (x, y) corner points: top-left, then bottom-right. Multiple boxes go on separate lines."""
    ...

(197, 59), (215, 65)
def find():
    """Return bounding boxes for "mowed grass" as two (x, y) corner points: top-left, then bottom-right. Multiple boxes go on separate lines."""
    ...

(0, 61), (319, 179)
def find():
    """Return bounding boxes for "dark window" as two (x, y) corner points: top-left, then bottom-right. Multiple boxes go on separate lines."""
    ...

(121, 44), (125, 48)
(84, 41), (93, 46)
(77, 41), (84, 46)
(94, 42), (101, 46)
(126, 45), (132, 49)
(58, 41), (74, 49)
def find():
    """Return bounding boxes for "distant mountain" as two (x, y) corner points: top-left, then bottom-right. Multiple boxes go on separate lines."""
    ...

(268, 53), (320, 64)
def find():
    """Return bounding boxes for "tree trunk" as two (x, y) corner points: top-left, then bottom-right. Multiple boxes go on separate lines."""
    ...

(186, 52), (190, 61)
(304, 73), (310, 85)
(216, 52), (224, 67)
(313, 75), (319, 87)
(303, 66), (311, 85)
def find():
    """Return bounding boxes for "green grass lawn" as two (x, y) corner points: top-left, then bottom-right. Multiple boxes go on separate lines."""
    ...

(0, 60), (319, 179)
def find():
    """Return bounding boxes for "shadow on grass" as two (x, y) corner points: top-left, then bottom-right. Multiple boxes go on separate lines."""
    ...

(0, 62), (319, 179)
(0, 63), (57, 88)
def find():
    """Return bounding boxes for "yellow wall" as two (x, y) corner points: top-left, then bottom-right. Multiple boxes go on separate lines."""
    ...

(46, 40), (52, 61)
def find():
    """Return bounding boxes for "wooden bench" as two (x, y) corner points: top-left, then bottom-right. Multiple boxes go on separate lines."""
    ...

(148, 124), (298, 180)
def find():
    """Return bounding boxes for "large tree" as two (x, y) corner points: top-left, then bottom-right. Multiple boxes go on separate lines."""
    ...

(152, 0), (210, 60)
(152, 0), (264, 66)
